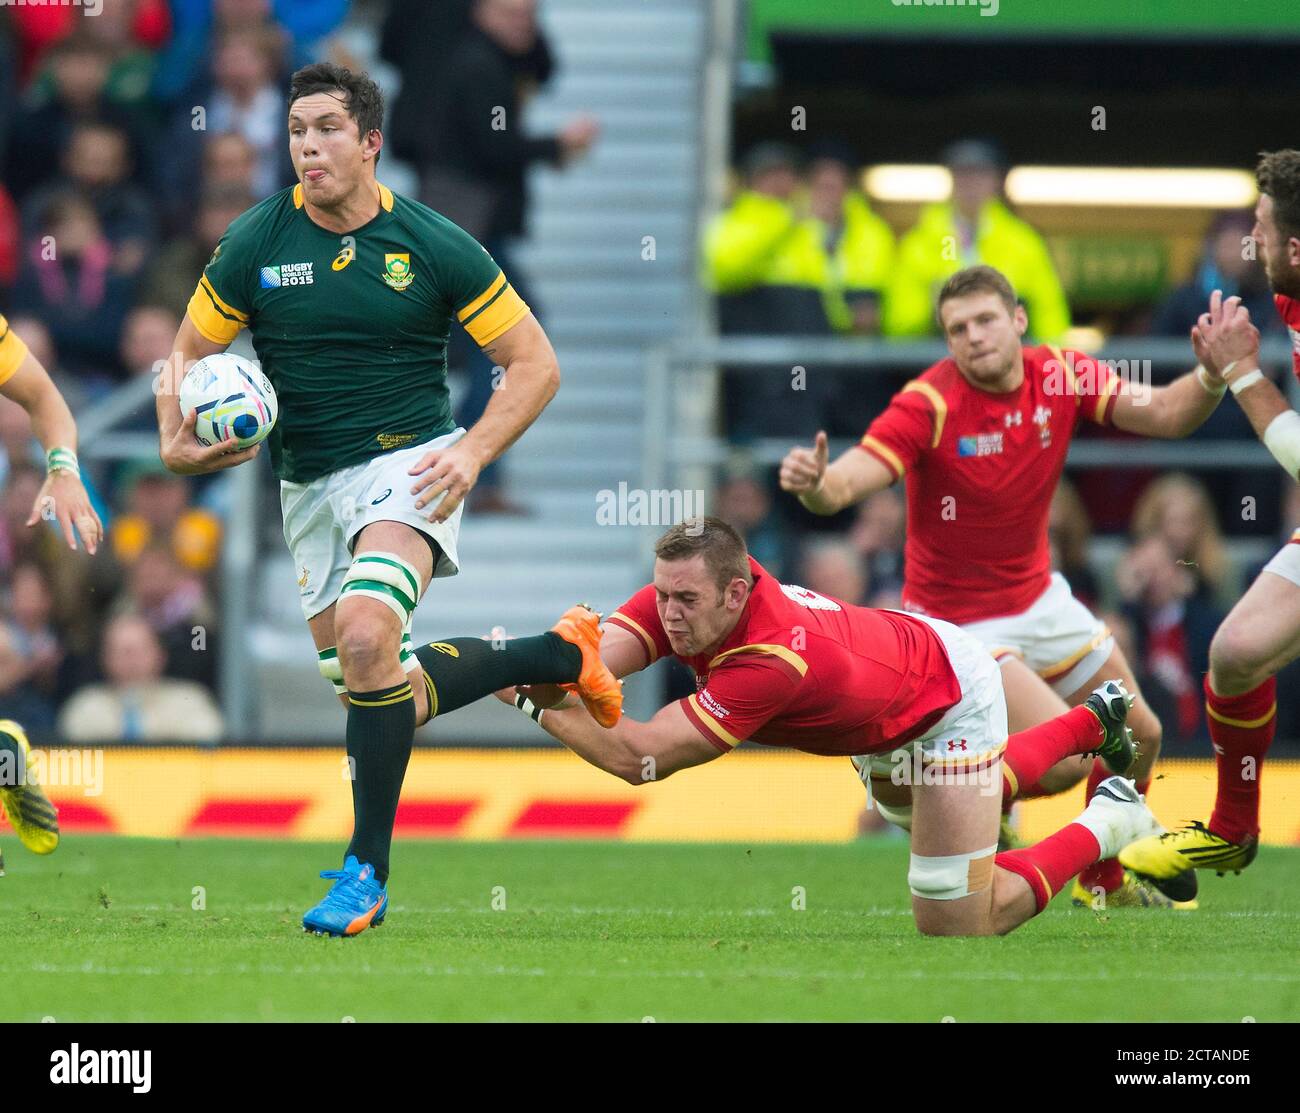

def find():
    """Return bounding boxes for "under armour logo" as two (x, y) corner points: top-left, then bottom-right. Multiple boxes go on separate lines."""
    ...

(947, 739), (968, 752)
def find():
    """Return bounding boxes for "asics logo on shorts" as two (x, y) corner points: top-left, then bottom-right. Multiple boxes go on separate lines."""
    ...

(371, 489), (392, 505)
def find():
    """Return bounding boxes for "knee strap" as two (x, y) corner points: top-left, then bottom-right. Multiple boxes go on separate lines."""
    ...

(339, 551), (423, 625)
(908, 845), (997, 901)
(319, 639), (420, 694)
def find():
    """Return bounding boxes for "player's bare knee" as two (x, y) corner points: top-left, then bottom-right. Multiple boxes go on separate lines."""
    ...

(334, 605), (399, 678)
(1209, 622), (1270, 694)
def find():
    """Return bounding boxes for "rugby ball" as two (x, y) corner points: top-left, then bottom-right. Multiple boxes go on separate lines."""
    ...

(179, 352), (278, 449)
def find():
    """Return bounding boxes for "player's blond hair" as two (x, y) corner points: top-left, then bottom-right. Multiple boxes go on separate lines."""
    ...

(654, 518), (753, 596)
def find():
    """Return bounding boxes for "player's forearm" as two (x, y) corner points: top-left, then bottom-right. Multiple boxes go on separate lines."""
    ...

(1230, 374), (1299, 479)
(537, 704), (647, 784)
(1146, 369), (1223, 438)
(459, 355), (559, 468)
(7, 362), (78, 454)
(798, 464), (855, 515)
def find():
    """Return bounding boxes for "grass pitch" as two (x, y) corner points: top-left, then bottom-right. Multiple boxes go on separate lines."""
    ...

(2, 836), (1297, 1022)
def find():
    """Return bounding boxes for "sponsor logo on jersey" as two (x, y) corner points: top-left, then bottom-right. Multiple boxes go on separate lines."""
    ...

(1003, 410), (1022, 428)
(376, 432), (417, 450)
(698, 691), (730, 719)
(332, 246), (355, 271)
(298, 565), (310, 590)
(260, 262), (314, 288)
(371, 488), (392, 505)
(383, 253), (414, 291)
(957, 432), (1004, 457)
(427, 642), (460, 658)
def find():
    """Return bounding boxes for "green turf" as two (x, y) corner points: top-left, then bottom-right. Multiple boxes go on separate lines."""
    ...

(2, 836), (1297, 1021)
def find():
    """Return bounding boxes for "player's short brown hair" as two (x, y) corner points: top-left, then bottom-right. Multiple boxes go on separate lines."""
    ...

(654, 517), (753, 596)
(288, 63), (385, 165)
(936, 265), (1019, 322)
(1256, 150), (1300, 242)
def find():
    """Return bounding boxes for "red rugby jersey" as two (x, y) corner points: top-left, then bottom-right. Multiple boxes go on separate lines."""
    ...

(605, 557), (962, 757)
(858, 345), (1119, 625)
(1274, 293), (1300, 384)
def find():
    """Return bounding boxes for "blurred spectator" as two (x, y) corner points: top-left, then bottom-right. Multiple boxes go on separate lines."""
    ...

(0, 182), (18, 289)
(704, 143), (834, 439)
(58, 614), (224, 743)
(1130, 472), (1232, 602)
(0, 464), (96, 654)
(1049, 478), (1100, 610)
(139, 186), (252, 321)
(8, 0), (170, 89)
(110, 466), (222, 576)
(0, 19), (16, 165)
(415, 0), (595, 243)
(885, 139), (1070, 340)
(0, 623), (56, 737)
(113, 541), (219, 688)
(1151, 211), (1282, 339)
(11, 191), (137, 379)
(119, 304), (181, 379)
(21, 119), (156, 277)
(203, 131), (259, 195)
(4, 561), (64, 704)
(158, 28), (292, 217)
(420, 0), (595, 513)
(151, 0), (349, 104)
(805, 142), (895, 336)
(847, 488), (906, 606)
(1115, 535), (1223, 746)
(714, 471), (790, 577)
(0, 395), (43, 487)
(798, 538), (867, 606)
(6, 33), (151, 205)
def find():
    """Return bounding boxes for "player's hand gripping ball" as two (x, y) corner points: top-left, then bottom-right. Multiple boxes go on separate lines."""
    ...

(179, 353), (278, 449)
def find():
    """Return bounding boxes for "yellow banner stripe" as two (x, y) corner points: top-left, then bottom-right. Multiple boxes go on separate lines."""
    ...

(902, 380), (948, 447)
(1205, 702), (1276, 730)
(457, 272), (507, 323)
(859, 435), (905, 479)
(464, 284), (529, 346)
(687, 695), (741, 748)
(608, 612), (658, 664)
(709, 642), (809, 676)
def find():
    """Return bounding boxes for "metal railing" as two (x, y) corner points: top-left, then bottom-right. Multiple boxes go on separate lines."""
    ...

(643, 336), (1300, 495)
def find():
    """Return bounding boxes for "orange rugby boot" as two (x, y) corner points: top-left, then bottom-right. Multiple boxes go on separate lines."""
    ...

(551, 604), (623, 728)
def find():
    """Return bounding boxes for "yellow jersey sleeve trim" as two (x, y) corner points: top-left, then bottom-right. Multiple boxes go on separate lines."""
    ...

(859, 434), (905, 479)
(0, 317), (31, 388)
(457, 272), (507, 323)
(1047, 345), (1079, 408)
(186, 278), (247, 345)
(463, 284), (529, 346)
(1093, 369), (1120, 424)
(607, 611), (658, 664)
(687, 694), (742, 748)
(709, 642), (809, 676)
(902, 380), (948, 447)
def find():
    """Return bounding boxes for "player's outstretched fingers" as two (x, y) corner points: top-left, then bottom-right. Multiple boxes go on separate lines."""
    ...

(408, 450), (442, 491)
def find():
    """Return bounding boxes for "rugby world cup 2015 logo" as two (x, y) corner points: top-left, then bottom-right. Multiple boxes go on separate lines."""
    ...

(383, 253), (414, 291)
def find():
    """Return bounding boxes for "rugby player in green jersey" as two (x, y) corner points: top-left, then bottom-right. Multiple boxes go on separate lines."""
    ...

(154, 64), (620, 936)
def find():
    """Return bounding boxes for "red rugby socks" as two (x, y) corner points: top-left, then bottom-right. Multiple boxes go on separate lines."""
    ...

(1205, 675), (1276, 845)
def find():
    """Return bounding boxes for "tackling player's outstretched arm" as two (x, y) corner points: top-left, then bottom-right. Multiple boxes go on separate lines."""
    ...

(410, 313), (560, 523)
(779, 429), (895, 515)
(534, 697), (723, 784)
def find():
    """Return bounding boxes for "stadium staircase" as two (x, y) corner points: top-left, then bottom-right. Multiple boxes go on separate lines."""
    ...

(255, 0), (713, 739)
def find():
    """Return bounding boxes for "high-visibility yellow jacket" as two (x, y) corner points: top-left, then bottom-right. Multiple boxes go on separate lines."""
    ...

(702, 190), (896, 334)
(883, 198), (1071, 340)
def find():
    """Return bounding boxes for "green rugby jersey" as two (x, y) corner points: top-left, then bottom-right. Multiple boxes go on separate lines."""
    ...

(186, 181), (529, 483)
